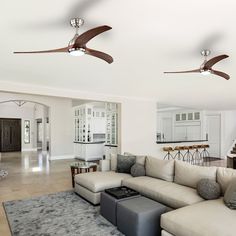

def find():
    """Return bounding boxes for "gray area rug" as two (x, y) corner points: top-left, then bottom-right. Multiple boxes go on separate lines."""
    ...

(3, 191), (123, 236)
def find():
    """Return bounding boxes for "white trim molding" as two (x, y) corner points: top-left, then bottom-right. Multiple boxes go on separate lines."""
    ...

(22, 148), (38, 152)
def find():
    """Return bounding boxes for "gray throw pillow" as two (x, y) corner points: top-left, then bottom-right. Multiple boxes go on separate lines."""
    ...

(130, 163), (146, 177)
(197, 179), (221, 200)
(224, 178), (236, 210)
(117, 154), (136, 174)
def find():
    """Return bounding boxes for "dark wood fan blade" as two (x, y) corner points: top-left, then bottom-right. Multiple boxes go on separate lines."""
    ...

(204, 55), (229, 69)
(75, 25), (112, 47)
(85, 48), (113, 64)
(164, 69), (200, 74)
(14, 46), (69, 54)
(211, 70), (230, 80)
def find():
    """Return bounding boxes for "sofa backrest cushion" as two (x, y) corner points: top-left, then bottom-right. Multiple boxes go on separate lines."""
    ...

(124, 152), (146, 166)
(145, 156), (174, 182)
(174, 160), (217, 189)
(223, 178), (236, 209)
(110, 153), (117, 171)
(217, 167), (236, 194)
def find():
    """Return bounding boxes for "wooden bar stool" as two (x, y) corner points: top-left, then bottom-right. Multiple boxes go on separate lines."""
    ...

(163, 147), (174, 160)
(192, 145), (203, 165)
(183, 146), (194, 163)
(174, 146), (185, 160)
(201, 144), (210, 166)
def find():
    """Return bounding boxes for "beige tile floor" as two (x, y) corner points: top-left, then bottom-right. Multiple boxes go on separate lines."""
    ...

(0, 152), (227, 236)
(0, 151), (73, 236)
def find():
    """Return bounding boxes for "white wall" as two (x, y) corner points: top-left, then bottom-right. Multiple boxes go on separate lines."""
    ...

(120, 99), (157, 156)
(0, 103), (36, 151)
(0, 92), (73, 159)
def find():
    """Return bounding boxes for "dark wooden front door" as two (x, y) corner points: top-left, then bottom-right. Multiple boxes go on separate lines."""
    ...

(0, 118), (21, 152)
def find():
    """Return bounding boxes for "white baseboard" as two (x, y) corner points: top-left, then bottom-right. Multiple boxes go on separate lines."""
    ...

(22, 148), (38, 152)
(49, 155), (75, 161)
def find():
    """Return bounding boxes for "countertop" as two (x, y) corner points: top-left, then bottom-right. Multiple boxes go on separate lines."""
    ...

(74, 141), (105, 144)
(156, 140), (208, 144)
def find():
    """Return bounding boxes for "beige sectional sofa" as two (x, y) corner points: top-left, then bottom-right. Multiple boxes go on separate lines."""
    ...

(74, 156), (236, 236)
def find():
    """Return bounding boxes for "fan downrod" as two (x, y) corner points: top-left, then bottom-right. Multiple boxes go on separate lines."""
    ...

(201, 49), (211, 57)
(70, 18), (84, 28)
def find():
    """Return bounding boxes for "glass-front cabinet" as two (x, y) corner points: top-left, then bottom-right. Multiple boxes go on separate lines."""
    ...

(74, 105), (93, 143)
(105, 103), (118, 146)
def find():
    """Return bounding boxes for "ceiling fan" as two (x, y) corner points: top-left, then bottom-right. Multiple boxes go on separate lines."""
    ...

(14, 18), (113, 64)
(164, 50), (230, 80)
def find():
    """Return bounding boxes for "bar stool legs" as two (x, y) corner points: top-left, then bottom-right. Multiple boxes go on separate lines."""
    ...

(192, 145), (203, 165)
(201, 145), (210, 166)
(183, 146), (194, 163)
(174, 146), (184, 160)
(163, 147), (174, 160)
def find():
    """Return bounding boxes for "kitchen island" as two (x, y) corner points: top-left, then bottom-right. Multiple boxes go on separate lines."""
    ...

(74, 141), (105, 161)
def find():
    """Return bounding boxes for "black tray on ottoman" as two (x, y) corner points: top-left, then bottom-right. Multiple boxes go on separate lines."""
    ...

(105, 186), (139, 199)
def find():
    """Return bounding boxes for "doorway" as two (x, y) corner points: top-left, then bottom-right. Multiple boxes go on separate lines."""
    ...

(206, 114), (221, 157)
(0, 118), (21, 152)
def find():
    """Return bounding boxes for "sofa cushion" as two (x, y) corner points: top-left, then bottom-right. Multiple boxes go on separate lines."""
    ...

(174, 160), (217, 188)
(146, 157), (174, 182)
(224, 178), (236, 209)
(217, 167), (236, 194)
(123, 176), (204, 209)
(124, 152), (146, 166)
(161, 198), (236, 236)
(74, 171), (132, 193)
(197, 179), (221, 200)
(117, 154), (136, 173)
(110, 153), (117, 171)
(130, 163), (146, 177)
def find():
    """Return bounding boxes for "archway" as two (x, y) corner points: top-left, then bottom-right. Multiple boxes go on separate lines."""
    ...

(0, 100), (51, 155)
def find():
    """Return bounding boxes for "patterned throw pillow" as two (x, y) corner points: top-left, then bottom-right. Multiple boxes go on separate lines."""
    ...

(117, 154), (136, 174)
(197, 179), (221, 200)
(130, 163), (146, 177)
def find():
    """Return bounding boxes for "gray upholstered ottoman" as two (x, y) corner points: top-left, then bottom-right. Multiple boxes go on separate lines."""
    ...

(100, 191), (139, 225)
(117, 196), (167, 236)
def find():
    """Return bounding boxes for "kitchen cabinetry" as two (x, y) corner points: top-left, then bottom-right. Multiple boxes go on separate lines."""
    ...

(105, 103), (118, 159)
(105, 103), (118, 146)
(73, 104), (106, 161)
(175, 112), (200, 122)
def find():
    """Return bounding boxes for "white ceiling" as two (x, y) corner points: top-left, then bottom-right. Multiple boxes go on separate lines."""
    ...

(1, 0), (236, 110)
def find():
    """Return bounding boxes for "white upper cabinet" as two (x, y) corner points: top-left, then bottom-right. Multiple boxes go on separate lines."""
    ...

(175, 111), (200, 122)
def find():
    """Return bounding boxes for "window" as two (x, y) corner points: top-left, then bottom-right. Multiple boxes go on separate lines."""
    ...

(176, 114), (180, 121)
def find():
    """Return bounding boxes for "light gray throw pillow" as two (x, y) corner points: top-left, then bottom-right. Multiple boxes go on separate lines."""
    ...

(130, 163), (146, 177)
(117, 154), (136, 174)
(197, 179), (221, 200)
(224, 178), (236, 210)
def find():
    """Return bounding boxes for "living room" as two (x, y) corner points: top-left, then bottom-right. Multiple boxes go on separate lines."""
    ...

(1, 0), (236, 235)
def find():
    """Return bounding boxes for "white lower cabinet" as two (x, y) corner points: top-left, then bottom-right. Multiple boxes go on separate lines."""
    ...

(74, 142), (104, 161)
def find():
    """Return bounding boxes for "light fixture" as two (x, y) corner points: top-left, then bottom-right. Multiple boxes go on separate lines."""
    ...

(13, 100), (27, 107)
(68, 18), (85, 57)
(201, 70), (211, 76)
(68, 47), (85, 56)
